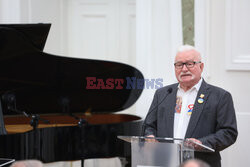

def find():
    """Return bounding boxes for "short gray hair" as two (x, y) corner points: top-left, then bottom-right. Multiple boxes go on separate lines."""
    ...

(177, 45), (202, 61)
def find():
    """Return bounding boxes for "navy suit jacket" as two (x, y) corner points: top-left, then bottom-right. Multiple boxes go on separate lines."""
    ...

(143, 80), (238, 167)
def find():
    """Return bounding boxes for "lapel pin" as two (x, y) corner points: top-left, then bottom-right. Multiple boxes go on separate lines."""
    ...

(187, 104), (194, 116)
(198, 98), (204, 104)
(200, 94), (205, 98)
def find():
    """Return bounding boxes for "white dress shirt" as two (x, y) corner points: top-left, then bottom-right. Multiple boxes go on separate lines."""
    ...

(174, 78), (202, 139)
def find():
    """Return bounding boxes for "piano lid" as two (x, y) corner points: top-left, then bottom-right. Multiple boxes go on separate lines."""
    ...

(0, 24), (144, 115)
(0, 23), (51, 51)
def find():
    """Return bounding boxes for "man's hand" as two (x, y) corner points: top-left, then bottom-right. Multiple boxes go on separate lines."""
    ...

(185, 138), (203, 151)
(145, 135), (157, 142)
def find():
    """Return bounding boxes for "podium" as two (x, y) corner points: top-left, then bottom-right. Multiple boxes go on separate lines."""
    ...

(118, 136), (214, 167)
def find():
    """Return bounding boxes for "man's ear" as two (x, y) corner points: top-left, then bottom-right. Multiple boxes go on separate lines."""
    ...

(200, 63), (204, 72)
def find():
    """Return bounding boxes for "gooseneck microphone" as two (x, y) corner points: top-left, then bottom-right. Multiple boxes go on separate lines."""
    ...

(141, 87), (173, 136)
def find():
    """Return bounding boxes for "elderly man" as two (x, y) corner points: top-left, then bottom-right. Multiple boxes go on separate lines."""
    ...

(143, 45), (238, 167)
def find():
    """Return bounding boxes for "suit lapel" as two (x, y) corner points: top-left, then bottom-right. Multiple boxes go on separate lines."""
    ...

(185, 80), (210, 138)
(165, 84), (178, 138)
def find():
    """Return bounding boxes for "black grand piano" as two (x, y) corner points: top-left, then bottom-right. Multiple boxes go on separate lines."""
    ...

(0, 24), (144, 166)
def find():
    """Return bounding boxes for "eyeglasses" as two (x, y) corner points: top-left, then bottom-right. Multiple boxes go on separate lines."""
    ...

(174, 61), (201, 69)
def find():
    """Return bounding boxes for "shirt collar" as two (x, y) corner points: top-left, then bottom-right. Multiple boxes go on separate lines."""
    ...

(178, 78), (203, 92)
(193, 78), (203, 91)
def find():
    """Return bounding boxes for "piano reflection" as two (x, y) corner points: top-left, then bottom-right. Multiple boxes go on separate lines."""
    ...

(0, 24), (144, 166)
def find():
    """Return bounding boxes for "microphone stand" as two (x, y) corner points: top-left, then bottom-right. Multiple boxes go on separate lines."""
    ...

(60, 97), (88, 127)
(2, 93), (50, 160)
(6, 106), (50, 130)
(3, 94), (50, 130)
(141, 88), (173, 136)
(68, 112), (88, 167)
(68, 113), (88, 167)
(29, 114), (50, 130)
(68, 112), (88, 127)
(60, 97), (88, 167)
(7, 105), (50, 159)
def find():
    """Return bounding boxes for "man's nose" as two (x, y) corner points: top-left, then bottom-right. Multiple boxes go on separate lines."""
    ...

(182, 64), (189, 71)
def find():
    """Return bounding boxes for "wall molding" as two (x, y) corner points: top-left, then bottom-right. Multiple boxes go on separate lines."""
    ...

(195, 0), (211, 80)
(225, 0), (250, 71)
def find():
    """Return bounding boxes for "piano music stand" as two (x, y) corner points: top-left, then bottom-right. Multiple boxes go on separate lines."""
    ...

(118, 136), (214, 167)
(0, 158), (15, 167)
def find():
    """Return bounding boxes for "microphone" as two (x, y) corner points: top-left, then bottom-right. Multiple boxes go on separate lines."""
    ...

(59, 96), (88, 126)
(2, 93), (28, 117)
(2, 93), (50, 130)
(141, 87), (173, 136)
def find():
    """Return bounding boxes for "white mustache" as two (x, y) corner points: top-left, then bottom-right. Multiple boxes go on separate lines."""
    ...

(180, 72), (193, 76)
(178, 72), (194, 81)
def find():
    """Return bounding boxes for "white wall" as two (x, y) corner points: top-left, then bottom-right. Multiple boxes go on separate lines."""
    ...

(0, 0), (68, 55)
(207, 0), (250, 166)
(0, 1), (21, 22)
(135, 0), (183, 118)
